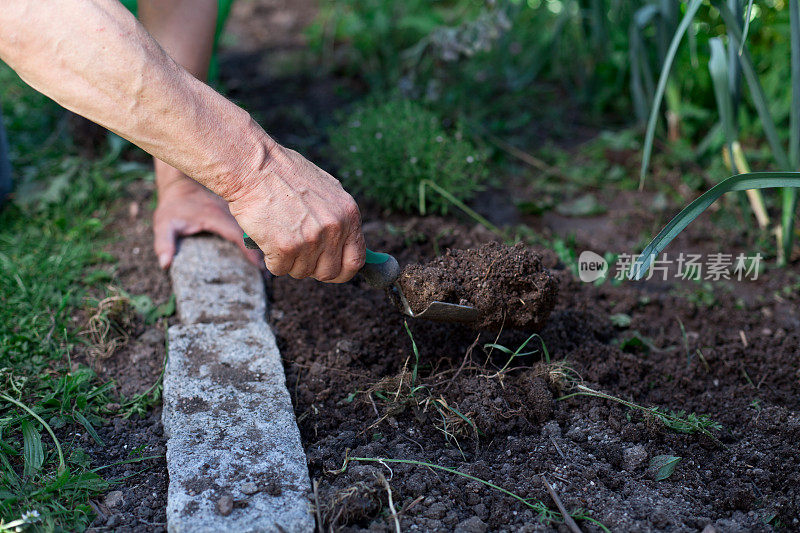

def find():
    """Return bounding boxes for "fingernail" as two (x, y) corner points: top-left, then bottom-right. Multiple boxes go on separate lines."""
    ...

(158, 253), (171, 269)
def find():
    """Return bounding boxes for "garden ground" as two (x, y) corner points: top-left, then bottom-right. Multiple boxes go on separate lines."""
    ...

(2, 0), (799, 531)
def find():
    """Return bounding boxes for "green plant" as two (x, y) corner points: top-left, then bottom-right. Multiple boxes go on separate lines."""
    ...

(648, 454), (682, 481)
(559, 383), (723, 444)
(331, 454), (610, 532)
(305, 0), (463, 88)
(639, 1), (800, 265)
(628, 172), (800, 279)
(0, 63), (158, 529)
(484, 332), (550, 376)
(330, 98), (487, 214)
(364, 323), (480, 452)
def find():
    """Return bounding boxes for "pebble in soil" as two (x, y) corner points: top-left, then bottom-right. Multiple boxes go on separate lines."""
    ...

(396, 241), (559, 331)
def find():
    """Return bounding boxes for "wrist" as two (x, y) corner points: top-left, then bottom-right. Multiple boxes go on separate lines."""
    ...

(155, 165), (201, 198)
(211, 116), (279, 204)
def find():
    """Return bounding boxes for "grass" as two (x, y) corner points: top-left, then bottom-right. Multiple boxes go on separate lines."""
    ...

(0, 63), (160, 530)
(555, 377), (724, 447)
(331, 454), (611, 532)
(365, 323), (480, 454)
(485, 334), (725, 444)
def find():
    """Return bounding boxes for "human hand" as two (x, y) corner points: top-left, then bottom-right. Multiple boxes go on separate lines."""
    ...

(153, 177), (263, 270)
(226, 142), (365, 282)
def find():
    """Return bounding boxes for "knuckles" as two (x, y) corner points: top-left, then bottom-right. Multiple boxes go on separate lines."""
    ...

(343, 201), (362, 230)
(273, 236), (303, 257)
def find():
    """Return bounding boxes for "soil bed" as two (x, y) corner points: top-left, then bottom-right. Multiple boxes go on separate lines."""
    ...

(81, 179), (171, 533)
(397, 241), (559, 330)
(272, 214), (799, 532)
(66, 0), (800, 530)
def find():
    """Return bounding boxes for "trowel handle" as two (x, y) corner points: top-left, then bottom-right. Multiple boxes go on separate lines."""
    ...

(243, 233), (398, 289)
(243, 232), (258, 249)
(361, 249), (400, 289)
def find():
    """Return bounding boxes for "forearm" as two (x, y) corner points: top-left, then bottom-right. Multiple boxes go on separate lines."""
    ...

(138, 0), (218, 195)
(0, 0), (267, 199)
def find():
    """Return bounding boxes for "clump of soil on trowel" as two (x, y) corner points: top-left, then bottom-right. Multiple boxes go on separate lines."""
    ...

(397, 242), (558, 330)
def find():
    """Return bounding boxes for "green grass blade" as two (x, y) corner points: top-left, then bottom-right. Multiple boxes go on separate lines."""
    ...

(1, 394), (65, 474)
(727, 0), (743, 119)
(783, 0), (800, 265)
(708, 37), (736, 164)
(630, 25), (649, 123)
(781, 189), (798, 265)
(629, 172), (800, 280)
(632, 0), (661, 101)
(403, 321), (420, 386)
(639, 0), (703, 189)
(716, 0), (791, 170)
(21, 420), (44, 478)
(73, 411), (104, 447)
(738, 0), (755, 55)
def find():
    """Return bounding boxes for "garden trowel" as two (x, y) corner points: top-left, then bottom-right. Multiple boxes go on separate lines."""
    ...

(243, 234), (477, 324)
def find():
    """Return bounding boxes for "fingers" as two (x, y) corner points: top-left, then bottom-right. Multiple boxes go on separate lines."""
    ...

(258, 201), (365, 282)
(153, 215), (178, 270)
(153, 186), (265, 271)
(262, 239), (295, 277)
(327, 203), (366, 283)
(288, 245), (321, 279)
(310, 242), (343, 282)
(327, 228), (366, 283)
(226, 142), (366, 282)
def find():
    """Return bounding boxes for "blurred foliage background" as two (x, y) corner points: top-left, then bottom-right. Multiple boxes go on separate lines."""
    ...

(315, 0), (799, 262)
(313, 0), (793, 158)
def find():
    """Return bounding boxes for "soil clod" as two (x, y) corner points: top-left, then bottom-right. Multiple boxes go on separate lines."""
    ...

(240, 482), (259, 495)
(397, 242), (558, 330)
(216, 494), (234, 517)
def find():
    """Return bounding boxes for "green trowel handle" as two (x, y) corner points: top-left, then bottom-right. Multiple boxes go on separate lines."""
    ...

(243, 233), (399, 289)
(362, 249), (400, 289)
(243, 233), (258, 249)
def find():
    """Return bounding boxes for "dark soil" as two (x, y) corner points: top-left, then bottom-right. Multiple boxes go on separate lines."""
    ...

(209, 1), (800, 530)
(80, 180), (170, 533)
(397, 242), (559, 330)
(271, 213), (800, 532)
(83, 409), (168, 533)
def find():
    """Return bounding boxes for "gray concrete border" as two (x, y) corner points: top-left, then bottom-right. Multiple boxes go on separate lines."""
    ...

(164, 236), (313, 532)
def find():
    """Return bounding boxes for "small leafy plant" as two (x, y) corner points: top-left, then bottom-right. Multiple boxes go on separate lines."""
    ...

(648, 455), (682, 481)
(330, 98), (487, 215)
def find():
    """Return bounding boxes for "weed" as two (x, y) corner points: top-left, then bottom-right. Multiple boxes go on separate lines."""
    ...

(648, 454), (682, 481)
(558, 383), (723, 445)
(82, 292), (137, 360)
(363, 323), (479, 452)
(331, 454), (610, 532)
(484, 332), (550, 377)
(418, 179), (502, 236)
(82, 288), (174, 361)
(610, 313), (632, 328)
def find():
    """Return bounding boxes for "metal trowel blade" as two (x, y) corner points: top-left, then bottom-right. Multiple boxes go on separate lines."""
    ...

(394, 282), (479, 324)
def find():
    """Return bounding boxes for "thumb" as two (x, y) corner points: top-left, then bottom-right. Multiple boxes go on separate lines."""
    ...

(153, 217), (178, 270)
